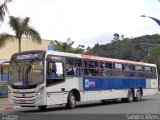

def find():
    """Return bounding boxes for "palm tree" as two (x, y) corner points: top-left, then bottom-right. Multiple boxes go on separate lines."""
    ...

(0, 0), (13, 47)
(9, 16), (41, 52)
(0, 0), (12, 23)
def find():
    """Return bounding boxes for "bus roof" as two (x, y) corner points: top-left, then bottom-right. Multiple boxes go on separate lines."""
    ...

(46, 50), (156, 67)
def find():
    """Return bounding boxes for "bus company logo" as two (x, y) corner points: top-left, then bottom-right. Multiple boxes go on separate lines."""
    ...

(17, 54), (38, 60)
(85, 79), (95, 88)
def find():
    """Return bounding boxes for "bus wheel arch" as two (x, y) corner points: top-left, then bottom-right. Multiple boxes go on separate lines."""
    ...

(138, 87), (143, 96)
(130, 88), (135, 97)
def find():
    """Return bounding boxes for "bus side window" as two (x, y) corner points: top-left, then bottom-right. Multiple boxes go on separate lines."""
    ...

(47, 61), (64, 86)
(66, 58), (83, 76)
(47, 62), (57, 79)
(66, 63), (74, 75)
(55, 62), (64, 78)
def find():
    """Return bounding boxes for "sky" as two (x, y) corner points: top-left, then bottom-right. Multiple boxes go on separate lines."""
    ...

(1, 0), (160, 48)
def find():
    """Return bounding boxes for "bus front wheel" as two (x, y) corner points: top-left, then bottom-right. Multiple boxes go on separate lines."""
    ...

(66, 92), (76, 109)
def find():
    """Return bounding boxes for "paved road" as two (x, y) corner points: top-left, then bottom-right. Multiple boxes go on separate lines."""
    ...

(0, 94), (160, 114)
(0, 94), (160, 120)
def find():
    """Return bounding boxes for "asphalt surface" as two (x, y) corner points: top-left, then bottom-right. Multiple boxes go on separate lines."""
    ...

(0, 94), (160, 120)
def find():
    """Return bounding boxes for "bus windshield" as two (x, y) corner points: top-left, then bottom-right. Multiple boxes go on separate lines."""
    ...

(9, 60), (44, 88)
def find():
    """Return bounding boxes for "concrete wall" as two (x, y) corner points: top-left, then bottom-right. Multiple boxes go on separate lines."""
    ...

(0, 37), (53, 59)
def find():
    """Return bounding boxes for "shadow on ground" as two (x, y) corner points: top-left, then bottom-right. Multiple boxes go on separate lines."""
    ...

(18, 98), (152, 113)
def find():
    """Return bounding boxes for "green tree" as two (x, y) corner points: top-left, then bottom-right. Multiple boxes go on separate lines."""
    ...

(53, 38), (85, 54)
(54, 38), (74, 52)
(113, 33), (120, 41)
(0, 0), (12, 23)
(144, 45), (160, 88)
(0, 0), (13, 48)
(145, 45), (160, 67)
(74, 45), (85, 54)
(9, 16), (41, 52)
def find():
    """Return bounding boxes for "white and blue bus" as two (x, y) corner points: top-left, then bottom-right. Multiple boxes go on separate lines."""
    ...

(8, 50), (158, 110)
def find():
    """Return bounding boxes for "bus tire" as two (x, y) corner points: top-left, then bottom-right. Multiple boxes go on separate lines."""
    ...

(127, 89), (134, 102)
(38, 105), (47, 110)
(101, 100), (107, 104)
(66, 92), (76, 109)
(135, 89), (142, 101)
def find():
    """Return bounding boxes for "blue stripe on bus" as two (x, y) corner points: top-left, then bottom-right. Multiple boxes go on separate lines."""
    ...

(83, 78), (146, 91)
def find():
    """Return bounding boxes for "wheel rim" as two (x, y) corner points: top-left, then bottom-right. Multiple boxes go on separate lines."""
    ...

(70, 93), (76, 107)
(128, 91), (133, 102)
(136, 91), (141, 101)
(71, 96), (75, 105)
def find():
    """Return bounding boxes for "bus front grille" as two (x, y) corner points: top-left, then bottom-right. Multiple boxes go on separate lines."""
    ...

(12, 92), (36, 98)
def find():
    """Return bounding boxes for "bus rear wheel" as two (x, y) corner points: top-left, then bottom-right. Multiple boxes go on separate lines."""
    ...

(127, 89), (134, 102)
(135, 89), (142, 101)
(66, 92), (76, 109)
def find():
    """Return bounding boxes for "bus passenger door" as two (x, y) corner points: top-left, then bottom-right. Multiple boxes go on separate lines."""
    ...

(46, 57), (65, 105)
(46, 61), (64, 85)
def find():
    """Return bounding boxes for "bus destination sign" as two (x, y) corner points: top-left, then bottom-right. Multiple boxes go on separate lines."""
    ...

(16, 53), (39, 60)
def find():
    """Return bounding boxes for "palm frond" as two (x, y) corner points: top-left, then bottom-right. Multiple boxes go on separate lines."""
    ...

(9, 16), (21, 37)
(0, 3), (7, 22)
(21, 17), (30, 32)
(0, 0), (12, 22)
(0, 33), (14, 47)
(55, 40), (62, 46)
(68, 41), (74, 46)
(4, 0), (12, 3)
(53, 40), (62, 51)
(24, 26), (41, 44)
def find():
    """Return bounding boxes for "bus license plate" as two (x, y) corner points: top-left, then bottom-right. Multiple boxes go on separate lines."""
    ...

(20, 99), (27, 103)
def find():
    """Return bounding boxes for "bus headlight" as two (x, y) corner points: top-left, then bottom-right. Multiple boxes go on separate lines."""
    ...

(36, 87), (44, 96)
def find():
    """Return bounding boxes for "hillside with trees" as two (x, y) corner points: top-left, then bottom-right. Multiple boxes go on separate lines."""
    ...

(88, 34), (160, 62)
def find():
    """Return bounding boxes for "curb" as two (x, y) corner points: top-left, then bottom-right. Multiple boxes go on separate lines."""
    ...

(0, 106), (20, 111)
(0, 98), (20, 111)
(0, 98), (9, 102)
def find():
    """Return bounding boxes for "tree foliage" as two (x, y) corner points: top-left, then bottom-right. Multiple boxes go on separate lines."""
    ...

(52, 38), (85, 54)
(9, 16), (41, 52)
(144, 45), (160, 71)
(0, 33), (14, 47)
(89, 34), (160, 62)
(0, 0), (12, 23)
